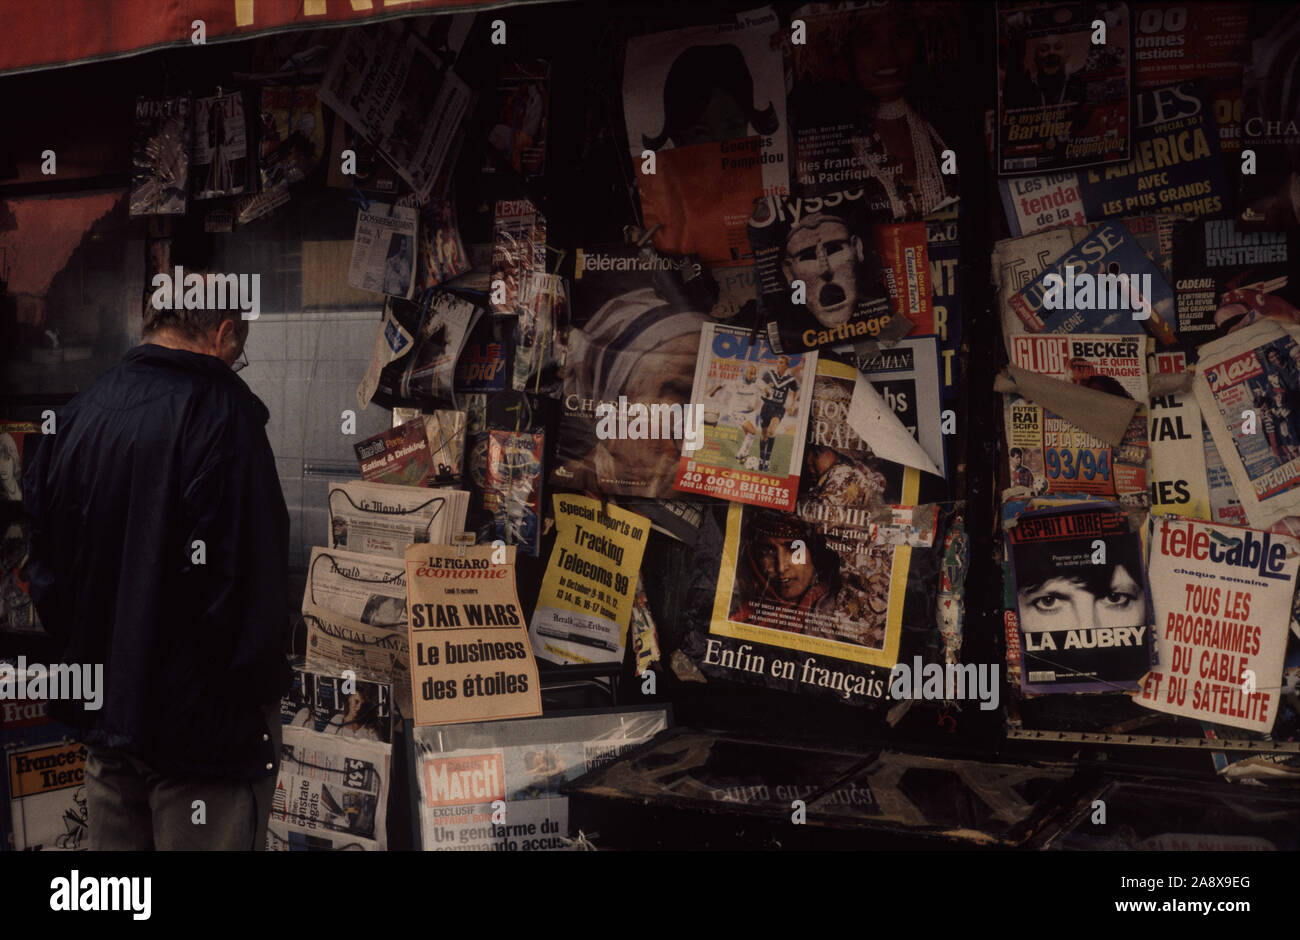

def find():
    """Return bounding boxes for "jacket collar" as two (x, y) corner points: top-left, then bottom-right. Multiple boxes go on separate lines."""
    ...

(125, 343), (269, 423)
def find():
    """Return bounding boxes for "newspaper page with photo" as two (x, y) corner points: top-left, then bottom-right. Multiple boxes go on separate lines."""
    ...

(300, 604), (413, 719)
(996, 1), (1132, 175)
(624, 6), (789, 265)
(1006, 503), (1153, 693)
(404, 543), (542, 726)
(411, 711), (669, 851)
(267, 727), (390, 850)
(1003, 333), (1148, 503)
(674, 323), (816, 511)
(553, 245), (710, 498)
(357, 302), (413, 411)
(303, 547), (407, 630)
(710, 502), (912, 678)
(282, 660), (395, 744)
(529, 495), (651, 666)
(747, 189), (894, 355)
(348, 203), (418, 299)
(327, 479), (469, 558)
(318, 21), (472, 202)
(1193, 320), (1300, 528)
(1136, 517), (1300, 732)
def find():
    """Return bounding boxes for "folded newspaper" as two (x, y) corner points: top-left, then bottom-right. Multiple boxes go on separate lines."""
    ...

(303, 546), (407, 629)
(266, 726), (390, 850)
(327, 479), (469, 558)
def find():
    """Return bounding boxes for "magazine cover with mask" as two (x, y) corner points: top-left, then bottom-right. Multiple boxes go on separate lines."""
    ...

(747, 189), (895, 355)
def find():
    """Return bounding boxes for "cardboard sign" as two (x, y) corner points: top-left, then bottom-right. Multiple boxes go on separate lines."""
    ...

(1137, 518), (1299, 732)
(404, 544), (542, 726)
(529, 495), (651, 665)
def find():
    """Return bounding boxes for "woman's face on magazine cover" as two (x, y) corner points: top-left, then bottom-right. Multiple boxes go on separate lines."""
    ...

(603, 332), (700, 492)
(754, 535), (815, 601)
(850, 11), (918, 101)
(1018, 564), (1144, 631)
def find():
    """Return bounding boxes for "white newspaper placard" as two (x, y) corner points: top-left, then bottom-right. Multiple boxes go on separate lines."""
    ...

(1136, 517), (1299, 733)
(1149, 391), (1211, 519)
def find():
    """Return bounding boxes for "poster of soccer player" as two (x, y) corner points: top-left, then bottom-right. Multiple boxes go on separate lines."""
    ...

(673, 323), (816, 511)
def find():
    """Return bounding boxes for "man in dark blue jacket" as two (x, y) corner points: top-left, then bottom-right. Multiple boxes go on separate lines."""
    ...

(23, 301), (290, 850)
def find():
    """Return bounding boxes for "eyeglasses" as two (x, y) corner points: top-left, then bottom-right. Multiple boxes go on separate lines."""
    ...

(231, 348), (249, 373)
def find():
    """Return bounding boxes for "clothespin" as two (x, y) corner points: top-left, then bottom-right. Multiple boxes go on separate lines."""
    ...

(635, 224), (661, 249)
(452, 532), (475, 559)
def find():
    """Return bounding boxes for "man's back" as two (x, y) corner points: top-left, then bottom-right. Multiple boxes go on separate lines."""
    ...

(24, 343), (290, 781)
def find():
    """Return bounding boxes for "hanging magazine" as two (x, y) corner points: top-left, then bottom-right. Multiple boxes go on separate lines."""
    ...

(318, 21), (472, 202)
(1237, 6), (1300, 230)
(130, 96), (192, 216)
(623, 6), (789, 263)
(747, 190), (896, 355)
(192, 92), (250, 199)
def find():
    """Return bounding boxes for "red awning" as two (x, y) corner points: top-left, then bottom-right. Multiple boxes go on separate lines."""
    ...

(0, 0), (516, 76)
